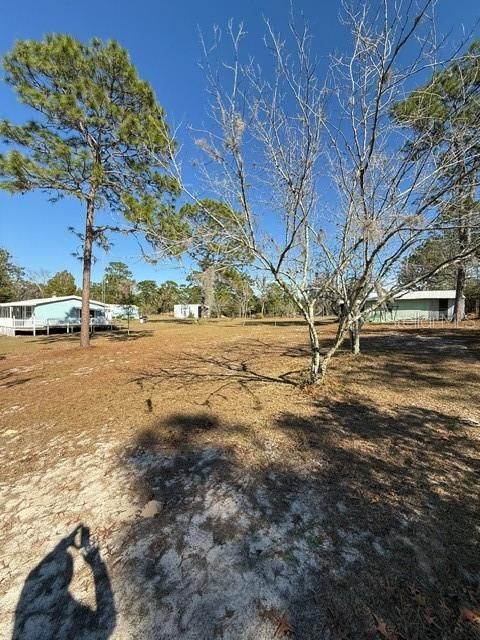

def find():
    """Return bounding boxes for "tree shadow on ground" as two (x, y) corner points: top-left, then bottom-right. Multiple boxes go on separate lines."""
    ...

(358, 326), (480, 359)
(133, 342), (305, 408)
(12, 524), (116, 640)
(245, 317), (334, 327)
(104, 329), (154, 341)
(0, 370), (36, 388)
(132, 329), (480, 408)
(116, 401), (480, 639)
(30, 328), (155, 344)
(276, 400), (480, 639)
(330, 329), (480, 401)
(145, 318), (197, 325)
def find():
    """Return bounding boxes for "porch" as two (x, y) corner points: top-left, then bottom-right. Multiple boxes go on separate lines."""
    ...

(0, 316), (112, 337)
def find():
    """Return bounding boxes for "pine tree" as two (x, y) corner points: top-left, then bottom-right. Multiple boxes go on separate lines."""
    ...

(44, 270), (77, 297)
(0, 35), (180, 345)
(393, 42), (480, 321)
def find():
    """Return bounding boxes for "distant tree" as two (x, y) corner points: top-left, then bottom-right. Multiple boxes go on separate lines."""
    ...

(117, 281), (137, 334)
(0, 249), (24, 302)
(103, 261), (134, 304)
(155, 280), (178, 313)
(465, 276), (480, 316)
(262, 283), (292, 317)
(0, 35), (180, 347)
(398, 236), (457, 289)
(137, 279), (202, 314)
(177, 281), (202, 306)
(214, 268), (254, 318)
(22, 269), (51, 297)
(178, 200), (252, 317)
(89, 281), (104, 302)
(15, 279), (43, 300)
(136, 280), (161, 313)
(44, 270), (77, 297)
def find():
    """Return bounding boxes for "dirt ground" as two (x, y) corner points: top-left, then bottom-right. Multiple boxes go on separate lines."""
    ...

(1, 318), (479, 639)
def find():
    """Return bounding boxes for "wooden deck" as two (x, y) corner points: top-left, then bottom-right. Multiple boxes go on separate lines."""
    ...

(0, 318), (113, 336)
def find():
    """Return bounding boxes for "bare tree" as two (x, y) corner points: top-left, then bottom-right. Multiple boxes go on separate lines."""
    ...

(164, 18), (328, 382)
(26, 269), (51, 297)
(150, 2), (480, 382)
(316, 1), (480, 366)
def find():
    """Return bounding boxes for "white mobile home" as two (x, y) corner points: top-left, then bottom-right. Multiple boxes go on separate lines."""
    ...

(0, 296), (111, 336)
(366, 290), (461, 322)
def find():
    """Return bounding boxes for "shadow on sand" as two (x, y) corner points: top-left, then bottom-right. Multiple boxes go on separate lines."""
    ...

(114, 400), (479, 639)
(12, 525), (116, 640)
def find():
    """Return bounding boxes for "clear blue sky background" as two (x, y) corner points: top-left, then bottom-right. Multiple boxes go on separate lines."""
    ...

(0, 0), (478, 286)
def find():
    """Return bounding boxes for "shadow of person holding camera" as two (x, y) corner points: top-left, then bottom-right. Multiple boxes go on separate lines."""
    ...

(12, 524), (116, 640)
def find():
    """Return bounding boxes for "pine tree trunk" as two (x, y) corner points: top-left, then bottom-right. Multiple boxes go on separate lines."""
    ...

(201, 265), (215, 319)
(80, 198), (95, 348)
(453, 263), (466, 323)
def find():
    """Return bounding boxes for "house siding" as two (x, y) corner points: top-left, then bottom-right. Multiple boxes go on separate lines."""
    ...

(367, 298), (456, 322)
(34, 299), (107, 323)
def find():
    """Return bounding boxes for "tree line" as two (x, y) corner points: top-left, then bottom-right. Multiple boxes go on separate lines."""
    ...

(0, 251), (303, 318)
(1, 1), (479, 382)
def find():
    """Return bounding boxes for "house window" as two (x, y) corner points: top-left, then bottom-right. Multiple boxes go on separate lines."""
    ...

(25, 306), (33, 318)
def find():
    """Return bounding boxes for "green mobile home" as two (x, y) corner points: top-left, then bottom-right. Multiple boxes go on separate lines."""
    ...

(0, 295), (111, 336)
(366, 290), (461, 323)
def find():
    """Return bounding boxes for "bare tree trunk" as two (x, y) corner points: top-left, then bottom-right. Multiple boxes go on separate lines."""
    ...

(453, 263), (466, 323)
(319, 320), (350, 381)
(306, 318), (321, 384)
(80, 198), (95, 348)
(349, 318), (362, 355)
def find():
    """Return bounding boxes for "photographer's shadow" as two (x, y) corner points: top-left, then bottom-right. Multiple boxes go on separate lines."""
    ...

(12, 525), (116, 639)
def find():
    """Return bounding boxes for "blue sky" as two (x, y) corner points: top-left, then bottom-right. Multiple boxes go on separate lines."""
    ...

(0, 0), (479, 286)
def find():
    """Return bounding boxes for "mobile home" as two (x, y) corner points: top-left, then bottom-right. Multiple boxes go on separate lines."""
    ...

(0, 296), (111, 336)
(366, 290), (461, 322)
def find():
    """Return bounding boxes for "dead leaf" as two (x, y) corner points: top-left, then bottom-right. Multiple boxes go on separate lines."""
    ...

(408, 584), (426, 606)
(424, 608), (435, 625)
(273, 613), (294, 637)
(373, 613), (398, 640)
(460, 607), (480, 625)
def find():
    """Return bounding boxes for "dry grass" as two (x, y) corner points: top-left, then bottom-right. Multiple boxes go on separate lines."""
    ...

(1, 317), (479, 639)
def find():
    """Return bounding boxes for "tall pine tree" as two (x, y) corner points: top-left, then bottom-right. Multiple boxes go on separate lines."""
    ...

(393, 42), (480, 320)
(0, 35), (180, 345)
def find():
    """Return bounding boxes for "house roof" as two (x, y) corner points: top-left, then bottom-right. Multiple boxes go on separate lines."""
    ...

(0, 295), (108, 308)
(368, 289), (458, 301)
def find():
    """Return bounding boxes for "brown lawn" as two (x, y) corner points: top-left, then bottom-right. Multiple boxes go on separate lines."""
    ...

(1, 318), (479, 639)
